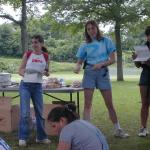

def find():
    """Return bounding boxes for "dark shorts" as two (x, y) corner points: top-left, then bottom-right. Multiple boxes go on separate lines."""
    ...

(139, 67), (150, 86)
(82, 66), (111, 90)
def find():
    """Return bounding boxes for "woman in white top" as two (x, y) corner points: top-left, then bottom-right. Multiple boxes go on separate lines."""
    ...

(18, 34), (50, 146)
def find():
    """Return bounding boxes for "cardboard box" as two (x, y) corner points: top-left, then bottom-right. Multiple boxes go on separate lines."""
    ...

(0, 97), (63, 134)
(0, 97), (20, 132)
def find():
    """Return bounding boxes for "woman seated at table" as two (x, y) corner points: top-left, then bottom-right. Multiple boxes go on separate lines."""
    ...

(47, 104), (109, 150)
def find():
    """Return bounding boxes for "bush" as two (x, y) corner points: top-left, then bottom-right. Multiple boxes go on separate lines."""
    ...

(0, 58), (21, 73)
(0, 57), (75, 74)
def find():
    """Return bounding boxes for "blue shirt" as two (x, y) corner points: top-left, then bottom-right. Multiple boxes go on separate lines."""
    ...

(59, 120), (109, 150)
(76, 37), (116, 64)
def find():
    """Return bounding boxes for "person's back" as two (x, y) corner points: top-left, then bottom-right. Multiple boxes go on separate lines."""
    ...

(60, 120), (109, 150)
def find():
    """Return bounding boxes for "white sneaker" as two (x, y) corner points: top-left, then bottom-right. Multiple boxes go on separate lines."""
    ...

(19, 140), (27, 147)
(114, 128), (129, 138)
(36, 138), (51, 144)
(138, 128), (149, 137)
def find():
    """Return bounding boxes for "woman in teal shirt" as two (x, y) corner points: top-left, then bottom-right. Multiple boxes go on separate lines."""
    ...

(74, 20), (129, 138)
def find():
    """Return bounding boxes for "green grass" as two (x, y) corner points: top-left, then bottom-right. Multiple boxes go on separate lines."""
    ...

(1, 75), (150, 150)
(11, 72), (140, 83)
(0, 56), (146, 150)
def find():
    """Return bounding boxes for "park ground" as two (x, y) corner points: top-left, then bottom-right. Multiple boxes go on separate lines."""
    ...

(1, 70), (150, 150)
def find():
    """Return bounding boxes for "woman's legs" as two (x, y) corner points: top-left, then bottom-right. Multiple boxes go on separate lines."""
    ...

(83, 88), (94, 121)
(31, 84), (47, 140)
(140, 86), (150, 128)
(100, 89), (118, 124)
(19, 82), (31, 141)
(100, 89), (129, 137)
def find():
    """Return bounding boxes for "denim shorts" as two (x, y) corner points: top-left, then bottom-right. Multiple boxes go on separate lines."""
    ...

(139, 67), (150, 86)
(82, 66), (111, 89)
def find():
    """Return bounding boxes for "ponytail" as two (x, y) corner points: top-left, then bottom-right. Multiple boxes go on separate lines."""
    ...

(42, 46), (48, 53)
(47, 104), (79, 123)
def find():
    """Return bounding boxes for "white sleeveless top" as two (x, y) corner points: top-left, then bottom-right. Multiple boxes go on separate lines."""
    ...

(23, 53), (47, 83)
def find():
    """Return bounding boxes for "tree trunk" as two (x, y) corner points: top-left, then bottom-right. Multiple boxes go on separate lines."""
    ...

(20, 0), (28, 53)
(115, 21), (124, 81)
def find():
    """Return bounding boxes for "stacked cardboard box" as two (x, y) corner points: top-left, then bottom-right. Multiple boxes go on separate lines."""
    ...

(0, 97), (63, 135)
(0, 97), (19, 132)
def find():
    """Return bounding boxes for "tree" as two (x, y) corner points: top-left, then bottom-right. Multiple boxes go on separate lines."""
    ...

(46, 0), (145, 81)
(27, 16), (83, 62)
(0, 23), (20, 55)
(0, 0), (47, 53)
(0, 0), (28, 53)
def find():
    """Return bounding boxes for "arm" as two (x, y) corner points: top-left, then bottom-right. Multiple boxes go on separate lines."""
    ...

(74, 43), (86, 74)
(18, 54), (27, 76)
(43, 56), (50, 76)
(73, 59), (84, 74)
(93, 52), (116, 69)
(57, 142), (71, 150)
(132, 52), (141, 68)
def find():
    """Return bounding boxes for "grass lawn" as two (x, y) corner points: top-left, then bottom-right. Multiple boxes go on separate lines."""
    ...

(0, 74), (150, 150)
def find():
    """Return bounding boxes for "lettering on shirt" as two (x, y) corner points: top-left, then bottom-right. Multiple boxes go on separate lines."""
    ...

(32, 59), (43, 63)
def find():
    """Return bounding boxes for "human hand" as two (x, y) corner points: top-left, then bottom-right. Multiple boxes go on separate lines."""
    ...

(19, 69), (25, 76)
(93, 63), (104, 70)
(43, 70), (49, 76)
(73, 64), (81, 74)
(132, 52), (137, 60)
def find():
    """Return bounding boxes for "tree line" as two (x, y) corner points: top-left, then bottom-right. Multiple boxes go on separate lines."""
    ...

(0, 0), (150, 80)
(0, 19), (83, 62)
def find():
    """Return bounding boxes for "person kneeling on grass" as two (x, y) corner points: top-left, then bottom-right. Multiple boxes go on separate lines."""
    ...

(47, 104), (109, 150)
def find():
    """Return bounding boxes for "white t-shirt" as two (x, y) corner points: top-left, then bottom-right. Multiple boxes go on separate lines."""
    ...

(23, 53), (46, 83)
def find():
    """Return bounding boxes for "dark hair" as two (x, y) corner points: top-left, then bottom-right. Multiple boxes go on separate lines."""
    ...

(145, 26), (150, 36)
(47, 104), (79, 123)
(32, 34), (48, 52)
(85, 20), (103, 43)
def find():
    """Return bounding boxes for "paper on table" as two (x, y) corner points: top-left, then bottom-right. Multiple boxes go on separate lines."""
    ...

(133, 45), (150, 61)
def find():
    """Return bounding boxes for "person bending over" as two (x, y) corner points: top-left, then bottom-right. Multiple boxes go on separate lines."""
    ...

(47, 104), (109, 150)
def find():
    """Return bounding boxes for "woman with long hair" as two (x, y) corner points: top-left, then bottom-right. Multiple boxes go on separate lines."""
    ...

(18, 34), (50, 146)
(74, 20), (129, 138)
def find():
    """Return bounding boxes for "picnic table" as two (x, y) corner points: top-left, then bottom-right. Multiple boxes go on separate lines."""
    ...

(0, 85), (83, 114)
